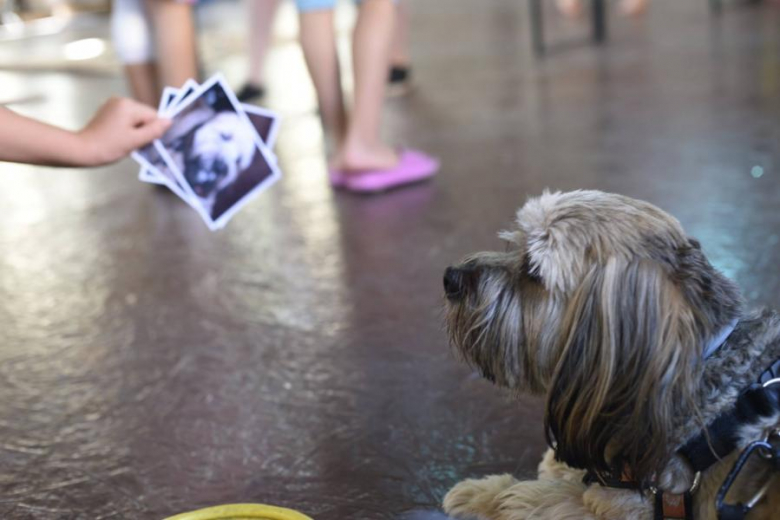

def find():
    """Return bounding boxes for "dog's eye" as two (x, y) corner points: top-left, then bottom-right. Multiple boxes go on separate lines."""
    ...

(220, 132), (233, 141)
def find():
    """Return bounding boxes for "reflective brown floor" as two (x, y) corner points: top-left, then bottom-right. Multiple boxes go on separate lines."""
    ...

(3, 1), (780, 519)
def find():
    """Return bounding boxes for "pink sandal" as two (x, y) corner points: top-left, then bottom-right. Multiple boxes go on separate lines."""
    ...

(339, 149), (440, 194)
(329, 169), (347, 189)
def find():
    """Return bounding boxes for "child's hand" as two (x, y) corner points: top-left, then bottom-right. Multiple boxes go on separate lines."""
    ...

(77, 97), (171, 166)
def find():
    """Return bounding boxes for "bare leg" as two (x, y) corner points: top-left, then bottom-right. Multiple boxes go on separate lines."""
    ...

(246, 0), (281, 87)
(145, 0), (199, 90)
(337, 0), (397, 172)
(124, 63), (159, 107)
(298, 9), (347, 152)
(390, 0), (409, 68)
(111, 0), (159, 104)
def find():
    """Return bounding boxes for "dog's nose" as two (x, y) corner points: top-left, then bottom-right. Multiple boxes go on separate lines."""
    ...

(444, 267), (464, 300)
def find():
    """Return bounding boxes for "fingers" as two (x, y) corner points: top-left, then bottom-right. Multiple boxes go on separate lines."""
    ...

(125, 99), (160, 126)
(130, 117), (172, 149)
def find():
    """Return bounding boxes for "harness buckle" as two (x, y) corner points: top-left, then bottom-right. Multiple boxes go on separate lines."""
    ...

(649, 471), (701, 497)
(716, 432), (780, 520)
(762, 377), (780, 389)
(758, 429), (780, 461)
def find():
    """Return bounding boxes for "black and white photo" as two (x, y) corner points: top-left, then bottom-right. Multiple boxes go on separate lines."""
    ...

(153, 74), (281, 230)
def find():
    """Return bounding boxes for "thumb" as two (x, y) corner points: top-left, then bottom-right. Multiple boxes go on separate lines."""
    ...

(130, 118), (172, 148)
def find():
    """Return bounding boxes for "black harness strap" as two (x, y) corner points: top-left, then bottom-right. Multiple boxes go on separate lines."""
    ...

(679, 358), (780, 474)
(582, 469), (639, 490)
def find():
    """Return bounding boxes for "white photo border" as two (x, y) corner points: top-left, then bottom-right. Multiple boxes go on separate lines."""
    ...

(138, 85), (181, 185)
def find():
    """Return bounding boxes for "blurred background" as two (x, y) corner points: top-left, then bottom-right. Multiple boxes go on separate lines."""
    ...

(2, 1), (780, 519)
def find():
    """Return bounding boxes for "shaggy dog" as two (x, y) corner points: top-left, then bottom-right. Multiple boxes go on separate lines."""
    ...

(442, 191), (780, 519)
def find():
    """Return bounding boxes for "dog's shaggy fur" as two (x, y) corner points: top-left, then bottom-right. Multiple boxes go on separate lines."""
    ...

(443, 190), (780, 519)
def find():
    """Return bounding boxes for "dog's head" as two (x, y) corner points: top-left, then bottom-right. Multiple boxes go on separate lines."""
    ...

(183, 112), (256, 199)
(443, 190), (743, 485)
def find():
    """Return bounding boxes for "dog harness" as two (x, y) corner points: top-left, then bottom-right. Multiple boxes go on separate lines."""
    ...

(580, 354), (780, 520)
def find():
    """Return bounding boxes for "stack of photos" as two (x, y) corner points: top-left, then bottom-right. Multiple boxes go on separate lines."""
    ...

(132, 74), (281, 231)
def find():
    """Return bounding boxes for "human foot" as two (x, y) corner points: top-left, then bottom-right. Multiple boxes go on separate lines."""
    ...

(332, 144), (400, 174)
(556, 0), (584, 18)
(387, 64), (413, 97)
(620, 0), (648, 17)
(236, 82), (266, 103)
(342, 149), (440, 193)
(328, 145), (398, 188)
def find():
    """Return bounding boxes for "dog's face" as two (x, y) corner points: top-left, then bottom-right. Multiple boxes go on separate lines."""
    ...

(444, 190), (743, 485)
(183, 112), (256, 200)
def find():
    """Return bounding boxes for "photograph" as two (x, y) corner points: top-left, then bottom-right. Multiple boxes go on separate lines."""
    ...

(154, 74), (281, 229)
(137, 155), (165, 185)
(243, 105), (280, 150)
(132, 141), (183, 196)
(163, 79), (198, 116)
(138, 86), (181, 185)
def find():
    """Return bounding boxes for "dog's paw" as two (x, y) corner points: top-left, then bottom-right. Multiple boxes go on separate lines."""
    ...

(537, 448), (587, 483)
(443, 474), (518, 520)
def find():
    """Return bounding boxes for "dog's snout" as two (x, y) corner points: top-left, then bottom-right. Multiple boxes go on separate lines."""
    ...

(444, 267), (465, 300)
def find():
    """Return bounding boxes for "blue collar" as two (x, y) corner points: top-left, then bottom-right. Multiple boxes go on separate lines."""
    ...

(703, 318), (738, 360)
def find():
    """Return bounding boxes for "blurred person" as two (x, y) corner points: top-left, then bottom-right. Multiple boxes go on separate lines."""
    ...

(111, 0), (199, 106)
(236, 0), (282, 103)
(297, 0), (439, 193)
(0, 97), (170, 166)
(556, 0), (648, 18)
(236, 0), (408, 102)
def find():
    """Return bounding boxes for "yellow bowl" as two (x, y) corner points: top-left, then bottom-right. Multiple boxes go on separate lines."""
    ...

(163, 504), (314, 520)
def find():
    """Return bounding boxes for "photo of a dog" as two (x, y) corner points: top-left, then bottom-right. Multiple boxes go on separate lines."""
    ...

(178, 109), (256, 216)
(155, 76), (280, 229)
(442, 191), (780, 519)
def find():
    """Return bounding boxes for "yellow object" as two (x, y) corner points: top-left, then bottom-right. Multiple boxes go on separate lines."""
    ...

(164, 504), (314, 520)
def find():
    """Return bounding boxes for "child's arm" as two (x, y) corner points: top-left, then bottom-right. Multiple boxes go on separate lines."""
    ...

(0, 97), (170, 167)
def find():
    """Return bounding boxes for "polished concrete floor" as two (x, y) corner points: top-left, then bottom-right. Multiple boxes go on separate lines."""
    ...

(3, 1), (780, 519)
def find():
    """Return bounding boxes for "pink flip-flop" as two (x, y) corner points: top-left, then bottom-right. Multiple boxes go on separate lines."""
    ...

(328, 169), (347, 188)
(341, 149), (440, 193)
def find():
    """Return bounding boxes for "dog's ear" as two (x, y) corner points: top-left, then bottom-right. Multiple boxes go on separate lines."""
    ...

(544, 257), (703, 486)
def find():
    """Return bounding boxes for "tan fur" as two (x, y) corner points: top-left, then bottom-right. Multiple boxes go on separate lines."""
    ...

(443, 191), (778, 519)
